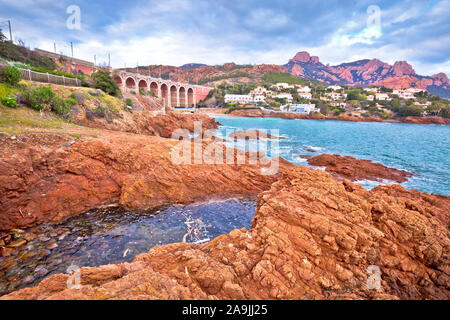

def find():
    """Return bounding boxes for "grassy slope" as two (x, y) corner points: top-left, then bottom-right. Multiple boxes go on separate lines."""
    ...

(0, 81), (128, 137)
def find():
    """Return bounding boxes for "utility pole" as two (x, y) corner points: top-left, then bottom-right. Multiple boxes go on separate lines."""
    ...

(54, 42), (56, 54)
(94, 54), (96, 66)
(108, 53), (111, 67)
(7, 20), (12, 43)
(70, 42), (73, 58)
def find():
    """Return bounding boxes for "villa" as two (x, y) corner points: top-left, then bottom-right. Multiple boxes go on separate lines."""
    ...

(328, 85), (342, 91)
(274, 83), (295, 90)
(296, 85), (311, 93)
(224, 94), (253, 104)
(326, 92), (347, 101)
(375, 93), (392, 101)
(224, 94), (265, 104)
(273, 92), (294, 102)
(393, 89), (415, 99)
(280, 103), (317, 114)
(298, 92), (312, 99)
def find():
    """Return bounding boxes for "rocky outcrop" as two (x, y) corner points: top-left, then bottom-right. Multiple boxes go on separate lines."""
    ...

(307, 154), (413, 183)
(3, 166), (448, 300)
(73, 102), (219, 138)
(0, 132), (290, 231)
(141, 111), (220, 138)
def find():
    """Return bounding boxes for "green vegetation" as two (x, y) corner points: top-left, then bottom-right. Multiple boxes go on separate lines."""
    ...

(91, 71), (120, 96)
(22, 86), (55, 111)
(345, 89), (360, 101)
(1, 95), (18, 108)
(50, 95), (76, 117)
(197, 72), (251, 85)
(125, 98), (133, 106)
(263, 72), (307, 85)
(0, 83), (18, 98)
(1, 66), (21, 85)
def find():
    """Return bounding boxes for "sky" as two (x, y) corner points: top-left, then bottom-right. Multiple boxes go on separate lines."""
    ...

(0, 0), (449, 76)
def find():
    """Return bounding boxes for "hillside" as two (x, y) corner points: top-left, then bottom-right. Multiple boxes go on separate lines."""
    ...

(120, 63), (288, 86)
(120, 51), (450, 99)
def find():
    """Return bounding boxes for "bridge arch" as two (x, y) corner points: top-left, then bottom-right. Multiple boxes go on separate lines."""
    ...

(150, 81), (158, 97)
(113, 75), (122, 86)
(160, 83), (169, 105)
(187, 88), (194, 107)
(138, 79), (148, 91)
(170, 85), (178, 107)
(125, 77), (136, 89)
(179, 87), (186, 107)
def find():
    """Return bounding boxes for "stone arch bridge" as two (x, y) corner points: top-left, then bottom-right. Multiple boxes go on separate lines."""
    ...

(113, 71), (212, 108)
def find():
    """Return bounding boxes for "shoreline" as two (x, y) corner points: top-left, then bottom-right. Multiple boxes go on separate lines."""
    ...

(200, 109), (450, 125)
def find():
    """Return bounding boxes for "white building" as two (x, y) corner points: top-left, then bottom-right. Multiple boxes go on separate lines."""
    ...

(296, 85), (311, 93)
(273, 93), (293, 102)
(280, 104), (317, 114)
(274, 83), (294, 90)
(298, 92), (312, 100)
(326, 92), (347, 101)
(224, 94), (265, 104)
(224, 94), (253, 104)
(393, 89), (415, 99)
(328, 85), (342, 91)
(375, 93), (392, 101)
(367, 95), (375, 101)
(252, 94), (266, 103)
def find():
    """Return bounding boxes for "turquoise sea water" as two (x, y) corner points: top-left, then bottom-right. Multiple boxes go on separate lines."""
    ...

(215, 116), (450, 196)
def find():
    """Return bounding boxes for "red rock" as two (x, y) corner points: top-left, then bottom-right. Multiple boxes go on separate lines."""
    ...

(0, 131), (291, 231)
(2, 166), (448, 300)
(289, 51), (312, 63)
(307, 154), (413, 183)
(391, 61), (415, 76)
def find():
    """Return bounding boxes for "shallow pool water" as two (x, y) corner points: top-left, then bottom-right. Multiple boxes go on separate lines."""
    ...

(0, 198), (256, 296)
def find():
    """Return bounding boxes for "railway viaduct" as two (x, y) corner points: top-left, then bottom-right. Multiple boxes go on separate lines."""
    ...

(113, 71), (212, 108)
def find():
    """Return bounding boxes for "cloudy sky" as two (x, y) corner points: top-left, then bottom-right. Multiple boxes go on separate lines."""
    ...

(0, 0), (449, 76)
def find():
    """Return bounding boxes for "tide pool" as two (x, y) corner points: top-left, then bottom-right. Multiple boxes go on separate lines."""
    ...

(215, 116), (450, 196)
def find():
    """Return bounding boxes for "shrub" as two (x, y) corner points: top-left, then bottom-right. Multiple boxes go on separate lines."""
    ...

(1, 95), (18, 108)
(139, 88), (146, 95)
(22, 86), (55, 111)
(2, 66), (21, 86)
(91, 71), (120, 96)
(50, 96), (72, 117)
(125, 98), (133, 106)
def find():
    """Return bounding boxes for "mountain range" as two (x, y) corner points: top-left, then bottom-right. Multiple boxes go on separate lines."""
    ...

(284, 51), (450, 98)
(124, 51), (450, 98)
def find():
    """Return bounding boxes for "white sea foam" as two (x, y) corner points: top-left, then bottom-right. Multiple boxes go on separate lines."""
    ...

(355, 178), (398, 190)
(304, 145), (325, 152)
